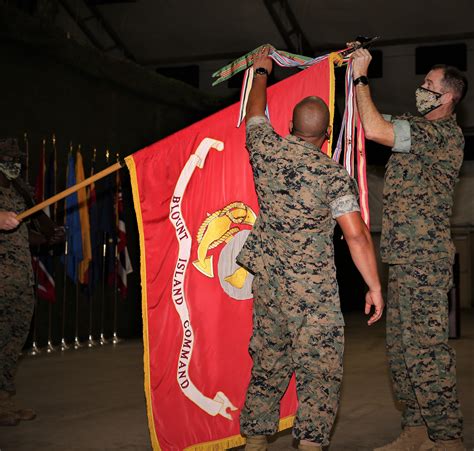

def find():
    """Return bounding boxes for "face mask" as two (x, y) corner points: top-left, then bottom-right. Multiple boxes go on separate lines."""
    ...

(415, 87), (443, 116)
(0, 162), (21, 180)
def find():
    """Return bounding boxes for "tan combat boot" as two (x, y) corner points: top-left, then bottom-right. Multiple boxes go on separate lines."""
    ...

(245, 435), (268, 451)
(0, 395), (36, 421)
(298, 439), (322, 450)
(0, 410), (20, 426)
(420, 438), (466, 451)
(374, 425), (432, 450)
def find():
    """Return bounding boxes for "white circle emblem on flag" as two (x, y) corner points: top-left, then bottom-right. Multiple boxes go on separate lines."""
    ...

(217, 229), (254, 300)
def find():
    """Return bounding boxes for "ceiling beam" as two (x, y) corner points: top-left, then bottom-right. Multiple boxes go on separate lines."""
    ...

(262, 0), (312, 55)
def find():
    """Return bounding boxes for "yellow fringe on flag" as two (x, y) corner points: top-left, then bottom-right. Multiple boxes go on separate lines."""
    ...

(326, 53), (338, 158)
(125, 155), (161, 451)
(184, 415), (295, 450)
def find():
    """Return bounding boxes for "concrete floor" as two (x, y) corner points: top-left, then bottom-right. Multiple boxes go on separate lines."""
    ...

(1, 311), (473, 451)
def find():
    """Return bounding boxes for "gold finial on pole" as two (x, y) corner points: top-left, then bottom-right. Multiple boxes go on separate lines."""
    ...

(105, 149), (110, 163)
(93, 148), (97, 163)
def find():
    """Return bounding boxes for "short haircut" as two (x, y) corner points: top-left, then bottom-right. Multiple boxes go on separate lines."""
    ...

(431, 64), (468, 105)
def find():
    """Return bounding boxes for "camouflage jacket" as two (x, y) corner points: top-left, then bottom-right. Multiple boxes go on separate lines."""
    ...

(382, 113), (464, 264)
(0, 185), (34, 286)
(237, 116), (360, 324)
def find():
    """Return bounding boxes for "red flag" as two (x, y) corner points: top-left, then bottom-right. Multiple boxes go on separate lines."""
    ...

(126, 60), (333, 450)
(32, 140), (56, 302)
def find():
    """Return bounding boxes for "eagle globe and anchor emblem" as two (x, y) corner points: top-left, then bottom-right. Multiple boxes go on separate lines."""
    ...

(192, 201), (256, 300)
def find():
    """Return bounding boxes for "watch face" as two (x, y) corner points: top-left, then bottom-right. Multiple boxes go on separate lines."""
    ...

(255, 68), (268, 76)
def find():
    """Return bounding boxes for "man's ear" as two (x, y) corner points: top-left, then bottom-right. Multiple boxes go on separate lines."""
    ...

(441, 91), (454, 106)
(289, 120), (293, 134)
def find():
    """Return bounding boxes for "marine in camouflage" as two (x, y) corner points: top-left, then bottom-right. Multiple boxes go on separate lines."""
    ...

(383, 113), (464, 441)
(381, 114), (464, 264)
(238, 116), (360, 445)
(0, 143), (35, 399)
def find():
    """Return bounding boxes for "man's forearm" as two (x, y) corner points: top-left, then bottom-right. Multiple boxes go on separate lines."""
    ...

(345, 227), (382, 292)
(355, 84), (395, 147)
(246, 75), (268, 119)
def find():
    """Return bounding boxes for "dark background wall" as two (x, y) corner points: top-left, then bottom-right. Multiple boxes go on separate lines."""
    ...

(1, 7), (224, 343)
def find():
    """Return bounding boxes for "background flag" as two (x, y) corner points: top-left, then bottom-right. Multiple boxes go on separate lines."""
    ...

(116, 170), (132, 298)
(126, 60), (333, 450)
(76, 149), (92, 285)
(87, 157), (101, 294)
(32, 140), (55, 302)
(64, 153), (83, 282)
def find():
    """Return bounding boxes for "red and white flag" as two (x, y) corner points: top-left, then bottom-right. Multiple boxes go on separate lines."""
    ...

(126, 60), (334, 450)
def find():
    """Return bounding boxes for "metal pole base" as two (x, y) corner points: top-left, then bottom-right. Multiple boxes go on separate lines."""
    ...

(46, 340), (57, 353)
(112, 333), (122, 345)
(86, 335), (98, 348)
(73, 337), (83, 350)
(28, 342), (42, 356)
(99, 333), (109, 345)
(60, 338), (70, 351)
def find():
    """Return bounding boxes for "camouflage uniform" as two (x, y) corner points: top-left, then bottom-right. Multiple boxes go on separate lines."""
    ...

(0, 185), (35, 396)
(238, 116), (360, 446)
(382, 113), (464, 440)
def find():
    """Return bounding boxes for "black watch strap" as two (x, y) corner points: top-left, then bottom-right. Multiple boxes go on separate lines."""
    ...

(254, 67), (269, 77)
(354, 75), (369, 86)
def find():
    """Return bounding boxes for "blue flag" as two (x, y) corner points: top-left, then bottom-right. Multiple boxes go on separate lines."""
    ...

(64, 153), (83, 282)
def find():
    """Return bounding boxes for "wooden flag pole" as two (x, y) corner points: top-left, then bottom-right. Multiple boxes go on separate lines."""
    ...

(16, 161), (123, 221)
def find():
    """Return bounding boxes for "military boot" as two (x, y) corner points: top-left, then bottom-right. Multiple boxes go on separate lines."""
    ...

(0, 395), (36, 421)
(0, 410), (20, 426)
(245, 435), (267, 451)
(419, 438), (466, 451)
(298, 440), (322, 450)
(374, 425), (432, 450)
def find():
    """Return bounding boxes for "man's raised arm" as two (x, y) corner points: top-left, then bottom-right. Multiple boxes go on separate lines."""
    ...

(351, 48), (395, 147)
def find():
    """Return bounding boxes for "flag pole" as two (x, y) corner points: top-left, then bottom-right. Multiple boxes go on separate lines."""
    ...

(46, 133), (58, 353)
(87, 148), (98, 348)
(99, 149), (111, 346)
(28, 138), (47, 357)
(16, 160), (123, 221)
(112, 152), (121, 345)
(28, 248), (43, 356)
(60, 142), (74, 352)
(73, 145), (83, 350)
(60, 226), (70, 351)
(23, 132), (29, 182)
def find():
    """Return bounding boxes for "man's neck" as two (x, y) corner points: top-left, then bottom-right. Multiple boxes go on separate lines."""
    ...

(425, 106), (454, 121)
(292, 133), (323, 148)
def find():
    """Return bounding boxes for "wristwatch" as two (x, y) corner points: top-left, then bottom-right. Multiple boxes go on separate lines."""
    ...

(354, 75), (369, 86)
(254, 67), (269, 77)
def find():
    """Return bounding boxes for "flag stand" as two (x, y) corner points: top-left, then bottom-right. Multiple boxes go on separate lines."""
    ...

(60, 230), (70, 351)
(86, 293), (97, 347)
(73, 282), (82, 349)
(112, 241), (121, 345)
(99, 232), (109, 345)
(28, 248), (42, 356)
(46, 301), (57, 353)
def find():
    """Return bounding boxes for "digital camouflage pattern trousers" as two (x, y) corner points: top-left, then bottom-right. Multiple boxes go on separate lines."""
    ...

(240, 273), (344, 446)
(0, 281), (34, 395)
(386, 258), (463, 441)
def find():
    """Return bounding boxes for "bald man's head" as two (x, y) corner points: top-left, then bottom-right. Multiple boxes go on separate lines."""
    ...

(290, 96), (330, 143)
